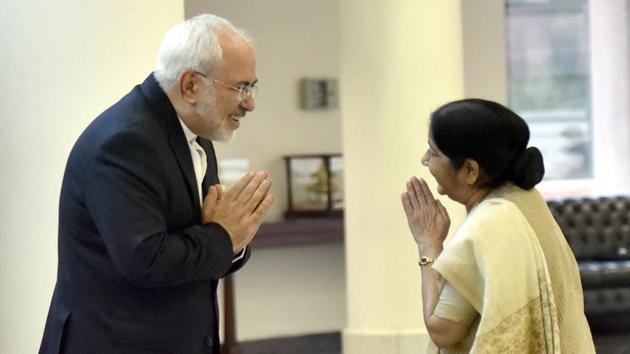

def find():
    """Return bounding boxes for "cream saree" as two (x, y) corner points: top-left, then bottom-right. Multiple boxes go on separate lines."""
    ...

(428, 184), (595, 353)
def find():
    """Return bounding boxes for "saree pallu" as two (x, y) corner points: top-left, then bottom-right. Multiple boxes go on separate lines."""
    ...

(428, 185), (595, 353)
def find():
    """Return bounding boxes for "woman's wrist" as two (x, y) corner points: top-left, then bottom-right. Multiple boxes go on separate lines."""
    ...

(417, 245), (442, 259)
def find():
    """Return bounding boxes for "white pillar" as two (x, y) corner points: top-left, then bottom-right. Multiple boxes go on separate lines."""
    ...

(340, 1), (466, 353)
(0, 2), (183, 352)
(589, 0), (630, 195)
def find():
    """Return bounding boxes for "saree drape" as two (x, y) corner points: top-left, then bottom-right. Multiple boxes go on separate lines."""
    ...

(427, 184), (595, 353)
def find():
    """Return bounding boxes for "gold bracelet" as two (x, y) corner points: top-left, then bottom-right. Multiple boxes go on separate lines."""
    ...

(418, 256), (435, 267)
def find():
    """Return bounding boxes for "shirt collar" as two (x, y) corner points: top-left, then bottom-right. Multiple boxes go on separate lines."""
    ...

(178, 117), (198, 144)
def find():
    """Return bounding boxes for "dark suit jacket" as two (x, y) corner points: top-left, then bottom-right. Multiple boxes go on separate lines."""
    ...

(40, 74), (249, 354)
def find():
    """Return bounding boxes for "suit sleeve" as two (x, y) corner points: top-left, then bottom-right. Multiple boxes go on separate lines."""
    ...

(85, 130), (235, 287)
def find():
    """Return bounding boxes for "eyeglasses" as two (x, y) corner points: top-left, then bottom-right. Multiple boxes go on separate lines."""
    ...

(194, 71), (258, 101)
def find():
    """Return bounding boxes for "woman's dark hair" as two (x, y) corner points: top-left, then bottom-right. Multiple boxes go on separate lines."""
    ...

(430, 98), (545, 189)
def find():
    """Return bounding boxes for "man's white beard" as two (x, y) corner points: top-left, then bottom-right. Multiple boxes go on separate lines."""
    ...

(197, 91), (234, 143)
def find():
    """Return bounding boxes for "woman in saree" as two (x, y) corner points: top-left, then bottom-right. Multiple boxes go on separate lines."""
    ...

(401, 99), (595, 353)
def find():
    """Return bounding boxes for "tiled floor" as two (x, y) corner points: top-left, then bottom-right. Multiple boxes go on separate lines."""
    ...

(239, 330), (630, 354)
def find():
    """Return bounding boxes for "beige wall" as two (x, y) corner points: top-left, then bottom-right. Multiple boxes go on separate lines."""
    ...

(224, 244), (345, 340)
(196, 0), (343, 222)
(0, 1), (184, 353)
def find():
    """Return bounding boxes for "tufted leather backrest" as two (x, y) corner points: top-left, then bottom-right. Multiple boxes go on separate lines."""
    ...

(547, 197), (630, 261)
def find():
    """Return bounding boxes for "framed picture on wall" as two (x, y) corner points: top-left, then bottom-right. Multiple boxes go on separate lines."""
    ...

(284, 154), (343, 218)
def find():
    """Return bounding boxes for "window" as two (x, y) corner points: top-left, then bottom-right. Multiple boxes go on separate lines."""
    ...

(506, 0), (592, 180)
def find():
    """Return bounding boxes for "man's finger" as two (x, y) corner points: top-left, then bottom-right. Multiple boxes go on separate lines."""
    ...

(201, 186), (220, 225)
(245, 178), (272, 212)
(203, 185), (218, 206)
(215, 184), (223, 200)
(251, 193), (274, 223)
(235, 171), (267, 204)
(224, 172), (255, 200)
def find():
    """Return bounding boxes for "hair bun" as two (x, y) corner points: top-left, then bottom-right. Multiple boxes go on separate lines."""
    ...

(510, 147), (545, 189)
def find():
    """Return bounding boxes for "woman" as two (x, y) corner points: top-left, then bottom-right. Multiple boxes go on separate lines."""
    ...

(401, 99), (595, 353)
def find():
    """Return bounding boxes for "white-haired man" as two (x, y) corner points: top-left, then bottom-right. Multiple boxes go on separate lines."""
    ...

(40, 14), (273, 354)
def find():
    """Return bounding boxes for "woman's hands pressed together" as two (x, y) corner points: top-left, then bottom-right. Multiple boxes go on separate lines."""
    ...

(401, 177), (451, 256)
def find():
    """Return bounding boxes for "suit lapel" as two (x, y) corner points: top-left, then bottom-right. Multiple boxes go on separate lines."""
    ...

(140, 73), (201, 219)
(169, 133), (201, 218)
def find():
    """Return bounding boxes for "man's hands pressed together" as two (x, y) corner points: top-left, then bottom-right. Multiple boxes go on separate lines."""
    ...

(202, 171), (274, 252)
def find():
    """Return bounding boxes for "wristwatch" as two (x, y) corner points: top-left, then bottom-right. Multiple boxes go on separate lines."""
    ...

(418, 256), (435, 267)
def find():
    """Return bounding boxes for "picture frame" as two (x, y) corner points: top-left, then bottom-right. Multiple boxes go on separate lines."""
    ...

(284, 154), (344, 218)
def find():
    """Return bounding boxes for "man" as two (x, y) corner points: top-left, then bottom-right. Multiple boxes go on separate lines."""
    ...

(39, 14), (273, 354)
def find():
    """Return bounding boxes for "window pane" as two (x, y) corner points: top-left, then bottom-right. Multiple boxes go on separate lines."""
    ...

(507, 0), (592, 180)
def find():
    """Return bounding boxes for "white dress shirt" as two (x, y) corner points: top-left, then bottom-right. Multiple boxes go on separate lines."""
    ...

(178, 118), (245, 262)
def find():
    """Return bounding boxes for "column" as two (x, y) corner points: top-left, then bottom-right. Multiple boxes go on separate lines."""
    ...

(340, 1), (466, 353)
(589, 0), (630, 194)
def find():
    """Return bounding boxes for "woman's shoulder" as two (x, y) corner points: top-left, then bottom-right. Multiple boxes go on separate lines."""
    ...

(487, 183), (547, 208)
(472, 197), (521, 220)
(459, 197), (527, 238)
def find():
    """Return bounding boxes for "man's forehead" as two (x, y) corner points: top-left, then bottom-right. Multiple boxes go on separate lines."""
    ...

(216, 34), (256, 81)
(217, 27), (251, 51)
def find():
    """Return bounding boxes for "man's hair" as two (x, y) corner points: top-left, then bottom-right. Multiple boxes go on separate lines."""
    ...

(154, 14), (252, 92)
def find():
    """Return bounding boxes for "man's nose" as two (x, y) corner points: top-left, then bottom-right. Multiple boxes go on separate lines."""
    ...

(240, 95), (255, 112)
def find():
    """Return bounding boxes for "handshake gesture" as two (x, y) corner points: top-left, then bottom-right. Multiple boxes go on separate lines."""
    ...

(202, 171), (274, 252)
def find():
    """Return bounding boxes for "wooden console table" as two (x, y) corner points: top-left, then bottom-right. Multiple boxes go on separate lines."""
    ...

(221, 217), (344, 354)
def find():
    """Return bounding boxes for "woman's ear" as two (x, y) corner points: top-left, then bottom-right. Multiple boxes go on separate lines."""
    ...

(463, 159), (480, 186)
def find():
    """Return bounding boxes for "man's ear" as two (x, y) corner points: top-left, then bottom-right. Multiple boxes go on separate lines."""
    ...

(179, 70), (201, 104)
(463, 159), (480, 186)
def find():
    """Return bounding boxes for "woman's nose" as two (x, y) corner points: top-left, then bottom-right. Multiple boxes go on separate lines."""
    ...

(420, 154), (429, 166)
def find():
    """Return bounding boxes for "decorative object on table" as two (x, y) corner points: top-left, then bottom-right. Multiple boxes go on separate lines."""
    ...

(284, 154), (343, 217)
